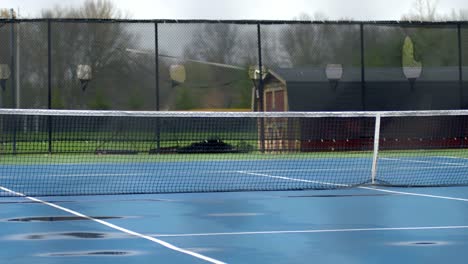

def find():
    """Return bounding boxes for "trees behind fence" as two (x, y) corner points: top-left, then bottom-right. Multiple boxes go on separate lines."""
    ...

(0, 19), (467, 111)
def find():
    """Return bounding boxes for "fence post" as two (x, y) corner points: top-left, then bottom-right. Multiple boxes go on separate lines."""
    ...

(47, 19), (52, 154)
(155, 22), (160, 112)
(458, 23), (464, 109)
(257, 23), (264, 112)
(10, 12), (17, 154)
(155, 22), (161, 153)
(10, 12), (16, 109)
(360, 23), (366, 111)
(257, 23), (265, 153)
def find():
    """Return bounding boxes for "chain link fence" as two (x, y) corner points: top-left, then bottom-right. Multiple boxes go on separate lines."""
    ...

(0, 19), (467, 111)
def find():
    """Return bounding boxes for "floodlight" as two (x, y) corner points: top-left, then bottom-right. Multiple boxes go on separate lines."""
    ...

(248, 65), (267, 80)
(169, 64), (186, 85)
(325, 64), (343, 90)
(403, 66), (422, 90)
(0, 64), (11, 91)
(77, 64), (92, 91)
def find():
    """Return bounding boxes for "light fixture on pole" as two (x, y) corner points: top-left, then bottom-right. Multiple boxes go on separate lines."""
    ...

(248, 65), (267, 81)
(402, 36), (422, 90)
(325, 64), (343, 90)
(403, 66), (422, 90)
(0, 64), (11, 91)
(169, 64), (186, 88)
(248, 65), (267, 111)
(77, 64), (92, 91)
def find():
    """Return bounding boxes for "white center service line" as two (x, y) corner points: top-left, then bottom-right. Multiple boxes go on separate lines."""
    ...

(152, 225), (468, 238)
(0, 186), (225, 264)
(237, 171), (350, 187)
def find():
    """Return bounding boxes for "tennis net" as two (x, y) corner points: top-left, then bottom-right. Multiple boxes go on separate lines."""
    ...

(0, 109), (467, 196)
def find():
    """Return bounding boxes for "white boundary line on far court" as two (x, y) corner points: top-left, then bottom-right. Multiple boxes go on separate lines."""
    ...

(0, 165), (462, 180)
(238, 171), (468, 202)
(434, 156), (468, 161)
(380, 157), (467, 167)
(152, 225), (468, 238)
(0, 186), (225, 264)
(237, 171), (350, 187)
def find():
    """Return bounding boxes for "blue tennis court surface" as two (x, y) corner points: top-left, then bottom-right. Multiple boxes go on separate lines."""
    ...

(2, 187), (468, 263)
(2, 156), (468, 263)
(2, 155), (468, 196)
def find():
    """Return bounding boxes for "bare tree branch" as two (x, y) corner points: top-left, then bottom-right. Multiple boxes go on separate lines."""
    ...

(41, 0), (128, 19)
(402, 0), (439, 21)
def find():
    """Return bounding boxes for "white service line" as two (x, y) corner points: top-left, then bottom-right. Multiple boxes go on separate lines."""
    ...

(359, 186), (468, 202)
(152, 225), (468, 237)
(0, 170), (245, 178)
(434, 156), (468, 161)
(0, 186), (225, 264)
(244, 166), (468, 173)
(381, 157), (466, 166)
(34, 173), (151, 177)
(246, 168), (369, 173)
(239, 171), (468, 202)
(380, 166), (468, 170)
(0, 166), (458, 180)
(237, 171), (351, 187)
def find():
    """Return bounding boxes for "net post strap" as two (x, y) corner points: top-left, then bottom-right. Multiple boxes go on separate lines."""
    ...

(371, 113), (381, 184)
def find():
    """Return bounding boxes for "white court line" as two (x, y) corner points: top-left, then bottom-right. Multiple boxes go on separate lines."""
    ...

(0, 170), (251, 178)
(381, 157), (466, 166)
(152, 225), (468, 238)
(28, 173), (151, 177)
(247, 168), (368, 173)
(0, 186), (225, 264)
(237, 171), (350, 187)
(1, 164), (465, 180)
(248, 166), (468, 173)
(359, 186), (468, 202)
(382, 166), (468, 170)
(434, 156), (468, 161)
(238, 171), (468, 202)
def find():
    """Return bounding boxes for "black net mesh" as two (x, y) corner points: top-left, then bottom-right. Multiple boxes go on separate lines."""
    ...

(0, 109), (467, 196)
(378, 114), (468, 186)
(1, 20), (468, 112)
(1, 20), (468, 196)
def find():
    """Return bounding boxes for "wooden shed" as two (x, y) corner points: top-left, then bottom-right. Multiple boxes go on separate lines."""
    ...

(255, 66), (468, 152)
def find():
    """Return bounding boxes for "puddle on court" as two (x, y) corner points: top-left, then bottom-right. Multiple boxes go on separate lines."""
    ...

(5, 216), (123, 222)
(207, 212), (265, 217)
(38, 250), (140, 257)
(390, 241), (451, 247)
(7, 231), (127, 241)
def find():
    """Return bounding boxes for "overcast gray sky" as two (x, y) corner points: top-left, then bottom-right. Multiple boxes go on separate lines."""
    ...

(2, 0), (468, 20)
